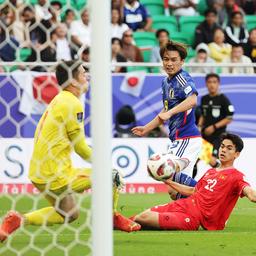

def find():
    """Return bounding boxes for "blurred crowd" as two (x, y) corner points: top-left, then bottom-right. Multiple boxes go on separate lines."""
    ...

(0, 0), (255, 73)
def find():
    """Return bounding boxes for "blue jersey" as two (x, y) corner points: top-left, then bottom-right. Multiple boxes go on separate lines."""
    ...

(162, 69), (201, 141)
(124, 2), (150, 31)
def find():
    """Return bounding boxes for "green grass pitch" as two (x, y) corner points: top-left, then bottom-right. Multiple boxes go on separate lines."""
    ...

(1, 193), (256, 256)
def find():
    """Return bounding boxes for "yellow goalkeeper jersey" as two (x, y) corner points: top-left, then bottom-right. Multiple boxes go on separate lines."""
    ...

(29, 90), (92, 189)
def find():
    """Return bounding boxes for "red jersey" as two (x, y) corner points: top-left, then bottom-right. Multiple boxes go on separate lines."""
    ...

(191, 168), (249, 230)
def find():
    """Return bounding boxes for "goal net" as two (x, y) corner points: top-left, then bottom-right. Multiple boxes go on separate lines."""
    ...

(0, 0), (112, 255)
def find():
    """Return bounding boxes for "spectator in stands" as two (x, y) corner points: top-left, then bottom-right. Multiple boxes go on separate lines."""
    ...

(111, 37), (127, 73)
(22, 5), (55, 46)
(62, 9), (76, 29)
(0, 23), (19, 61)
(47, 5), (61, 27)
(34, 0), (51, 21)
(111, 8), (129, 39)
(198, 73), (234, 167)
(0, 4), (15, 30)
(150, 29), (169, 63)
(194, 9), (221, 48)
(188, 43), (216, 73)
(121, 29), (143, 62)
(40, 29), (57, 62)
(0, 4), (24, 46)
(236, 0), (256, 15)
(207, 0), (224, 10)
(208, 28), (232, 62)
(55, 24), (75, 61)
(244, 28), (256, 70)
(123, 0), (152, 32)
(168, 0), (199, 17)
(9, 8), (27, 47)
(112, 0), (125, 17)
(21, 5), (58, 62)
(217, 0), (245, 28)
(80, 46), (90, 63)
(50, 1), (62, 23)
(222, 43), (254, 73)
(70, 9), (91, 50)
(225, 11), (249, 46)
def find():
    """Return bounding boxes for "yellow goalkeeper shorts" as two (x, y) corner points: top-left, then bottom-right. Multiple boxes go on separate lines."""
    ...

(32, 168), (92, 204)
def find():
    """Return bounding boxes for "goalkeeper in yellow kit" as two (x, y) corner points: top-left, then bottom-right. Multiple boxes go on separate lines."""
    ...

(0, 60), (139, 242)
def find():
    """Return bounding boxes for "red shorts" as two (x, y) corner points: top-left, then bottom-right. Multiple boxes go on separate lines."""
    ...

(151, 198), (201, 231)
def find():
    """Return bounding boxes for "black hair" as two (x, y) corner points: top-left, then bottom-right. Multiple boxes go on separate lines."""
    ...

(220, 133), (244, 152)
(204, 9), (217, 16)
(82, 47), (90, 55)
(22, 5), (34, 14)
(112, 37), (123, 47)
(232, 43), (243, 48)
(205, 73), (220, 82)
(160, 40), (187, 60)
(55, 60), (85, 87)
(231, 11), (243, 19)
(65, 8), (74, 16)
(51, 1), (62, 9)
(155, 29), (169, 38)
(197, 49), (207, 54)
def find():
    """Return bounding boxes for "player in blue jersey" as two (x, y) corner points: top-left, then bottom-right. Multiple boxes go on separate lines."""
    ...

(132, 41), (202, 199)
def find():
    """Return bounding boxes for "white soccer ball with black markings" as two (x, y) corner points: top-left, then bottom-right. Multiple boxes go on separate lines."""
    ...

(147, 153), (176, 181)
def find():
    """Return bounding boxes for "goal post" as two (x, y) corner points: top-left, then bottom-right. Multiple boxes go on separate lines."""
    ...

(90, 0), (113, 256)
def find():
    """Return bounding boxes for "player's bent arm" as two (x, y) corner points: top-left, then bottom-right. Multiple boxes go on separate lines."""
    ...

(164, 179), (196, 196)
(132, 109), (165, 136)
(167, 94), (197, 117)
(144, 108), (165, 132)
(243, 186), (256, 203)
(69, 131), (92, 162)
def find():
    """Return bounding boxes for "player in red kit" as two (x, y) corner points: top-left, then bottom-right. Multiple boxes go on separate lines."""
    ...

(115, 133), (256, 232)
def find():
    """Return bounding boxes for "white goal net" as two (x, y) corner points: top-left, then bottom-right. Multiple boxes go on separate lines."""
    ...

(0, 0), (112, 255)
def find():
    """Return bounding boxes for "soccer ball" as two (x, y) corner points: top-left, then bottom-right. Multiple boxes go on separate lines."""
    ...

(147, 153), (176, 181)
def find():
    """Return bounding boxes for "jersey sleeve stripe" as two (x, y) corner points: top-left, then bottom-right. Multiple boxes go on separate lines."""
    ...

(176, 74), (187, 87)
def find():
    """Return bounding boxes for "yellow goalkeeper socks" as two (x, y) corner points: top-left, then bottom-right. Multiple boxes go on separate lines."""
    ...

(113, 186), (119, 213)
(24, 207), (64, 226)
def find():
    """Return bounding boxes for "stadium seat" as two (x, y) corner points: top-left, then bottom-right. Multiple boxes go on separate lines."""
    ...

(186, 47), (196, 62)
(245, 15), (256, 31)
(50, 0), (66, 6)
(140, 47), (152, 62)
(71, 0), (87, 10)
(133, 32), (156, 47)
(152, 15), (178, 34)
(16, 48), (32, 61)
(179, 16), (204, 45)
(140, 0), (164, 16)
(27, 0), (37, 4)
(197, 0), (208, 15)
(127, 66), (148, 72)
(169, 31), (189, 45)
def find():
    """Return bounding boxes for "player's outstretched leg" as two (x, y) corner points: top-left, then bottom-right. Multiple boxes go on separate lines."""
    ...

(113, 212), (141, 232)
(0, 211), (23, 242)
(112, 169), (141, 232)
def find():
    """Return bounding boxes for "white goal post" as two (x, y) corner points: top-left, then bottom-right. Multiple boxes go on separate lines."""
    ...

(90, 0), (113, 256)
